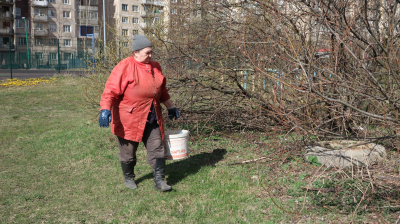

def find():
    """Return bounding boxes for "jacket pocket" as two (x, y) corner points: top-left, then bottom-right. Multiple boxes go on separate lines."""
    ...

(119, 102), (136, 113)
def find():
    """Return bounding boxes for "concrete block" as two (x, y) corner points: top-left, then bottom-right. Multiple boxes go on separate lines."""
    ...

(304, 140), (386, 168)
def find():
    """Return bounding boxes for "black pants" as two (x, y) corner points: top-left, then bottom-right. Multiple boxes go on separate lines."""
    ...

(117, 122), (165, 170)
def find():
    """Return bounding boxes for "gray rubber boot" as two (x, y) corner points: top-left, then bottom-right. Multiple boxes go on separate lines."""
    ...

(153, 158), (172, 192)
(120, 160), (137, 190)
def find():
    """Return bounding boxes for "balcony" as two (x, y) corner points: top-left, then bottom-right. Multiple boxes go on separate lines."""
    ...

(0, 27), (13, 35)
(77, 39), (93, 48)
(79, 33), (99, 38)
(0, 11), (12, 20)
(141, 11), (153, 17)
(33, 29), (48, 36)
(0, 0), (13, 5)
(141, 0), (163, 6)
(77, 20), (98, 27)
(32, 0), (49, 7)
(139, 22), (147, 29)
(33, 14), (48, 22)
(0, 43), (15, 51)
(141, 11), (161, 17)
(79, 0), (97, 6)
(77, 15), (98, 21)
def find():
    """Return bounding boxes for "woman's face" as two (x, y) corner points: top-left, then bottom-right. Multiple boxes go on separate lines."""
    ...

(133, 47), (153, 63)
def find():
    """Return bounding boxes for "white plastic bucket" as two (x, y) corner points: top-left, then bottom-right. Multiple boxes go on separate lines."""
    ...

(163, 129), (190, 160)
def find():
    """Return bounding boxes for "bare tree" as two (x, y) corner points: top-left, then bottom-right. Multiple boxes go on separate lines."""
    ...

(141, 0), (400, 140)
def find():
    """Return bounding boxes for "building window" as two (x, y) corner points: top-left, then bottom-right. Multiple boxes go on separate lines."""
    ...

(122, 29), (128, 36)
(89, 12), (98, 20)
(171, 0), (177, 3)
(122, 4), (128, 11)
(49, 0), (56, 3)
(77, 40), (83, 47)
(78, 40), (92, 48)
(16, 19), (22, 28)
(18, 37), (26, 45)
(34, 8), (44, 15)
(63, 11), (71, 18)
(35, 52), (43, 60)
(122, 17), (128, 23)
(35, 38), (43, 46)
(64, 52), (72, 59)
(80, 26), (94, 36)
(64, 39), (71, 47)
(0, 37), (9, 46)
(132, 5), (138, 12)
(48, 10), (56, 17)
(63, 0), (70, 4)
(132, 29), (138, 35)
(78, 11), (85, 19)
(122, 42), (128, 47)
(34, 23), (44, 30)
(15, 8), (21, 16)
(155, 17), (160, 23)
(143, 6), (151, 13)
(132, 17), (138, 24)
(171, 8), (177, 14)
(49, 24), (57, 32)
(16, 19), (28, 28)
(49, 39), (57, 45)
(50, 52), (57, 60)
(80, 11), (98, 20)
(63, 25), (71, 32)
(2, 21), (10, 28)
(144, 18), (152, 24)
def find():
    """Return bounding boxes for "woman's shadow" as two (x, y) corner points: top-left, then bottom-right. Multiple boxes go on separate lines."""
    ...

(135, 148), (227, 186)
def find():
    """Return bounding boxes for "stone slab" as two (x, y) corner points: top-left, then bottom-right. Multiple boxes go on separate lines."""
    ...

(304, 140), (386, 168)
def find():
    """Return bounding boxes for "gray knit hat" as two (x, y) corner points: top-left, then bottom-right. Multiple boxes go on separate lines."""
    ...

(131, 35), (152, 52)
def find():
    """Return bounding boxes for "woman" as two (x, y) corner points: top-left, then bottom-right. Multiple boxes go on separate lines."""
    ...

(98, 35), (179, 192)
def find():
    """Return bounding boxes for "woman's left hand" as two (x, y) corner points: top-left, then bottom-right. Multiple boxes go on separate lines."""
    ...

(168, 107), (180, 120)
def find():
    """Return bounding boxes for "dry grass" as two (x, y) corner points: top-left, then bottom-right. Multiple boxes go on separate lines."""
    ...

(1, 76), (399, 223)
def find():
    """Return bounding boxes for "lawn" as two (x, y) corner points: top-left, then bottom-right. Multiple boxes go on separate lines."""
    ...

(0, 76), (398, 223)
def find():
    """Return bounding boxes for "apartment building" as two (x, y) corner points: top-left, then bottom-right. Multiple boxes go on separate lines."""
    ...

(0, 0), (100, 68)
(107, 0), (163, 41)
(0, 0), (14, 55)
(77, 0), (99, 55)
(0, 0), (182, 67)
(0, 0), (323, 67)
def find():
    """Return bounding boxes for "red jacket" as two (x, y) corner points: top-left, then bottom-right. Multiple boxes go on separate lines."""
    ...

(100, 56), (170, 142)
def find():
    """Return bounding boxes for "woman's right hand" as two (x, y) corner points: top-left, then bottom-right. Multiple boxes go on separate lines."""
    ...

(99, 109), (112, 128)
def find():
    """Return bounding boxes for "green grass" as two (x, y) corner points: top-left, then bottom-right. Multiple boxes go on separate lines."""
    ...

(0, 76), (397, 223)
(0, 76), (272, 223)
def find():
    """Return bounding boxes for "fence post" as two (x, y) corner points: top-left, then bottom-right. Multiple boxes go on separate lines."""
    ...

(57, 39), (60, 73)
(9, 37), (12, 79)
(244, 71), (247, 90)
(23, 18), (30, 69)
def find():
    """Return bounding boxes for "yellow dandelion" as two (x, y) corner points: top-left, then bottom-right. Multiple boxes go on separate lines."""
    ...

(0, 77), (57, 87)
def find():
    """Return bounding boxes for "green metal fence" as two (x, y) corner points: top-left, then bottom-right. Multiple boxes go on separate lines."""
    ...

(0, 37), (94, 72)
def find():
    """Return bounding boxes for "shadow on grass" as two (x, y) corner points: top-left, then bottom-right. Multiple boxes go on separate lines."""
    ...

(135, 149), (227, 186)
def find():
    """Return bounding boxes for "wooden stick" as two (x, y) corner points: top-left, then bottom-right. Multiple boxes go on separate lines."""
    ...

(301, 186), (336, 193)
(224, 157), (268, 166)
